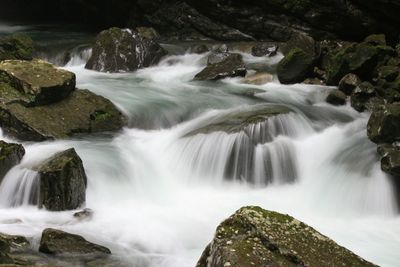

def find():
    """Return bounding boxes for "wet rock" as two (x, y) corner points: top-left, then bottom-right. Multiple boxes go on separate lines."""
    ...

(378, 144), (400, 177)
(251, 43), (278, 57)
(190, 44), (210, 54)
(0, 140), (25, 182)
(39, 228), (111, 255)
(194, 53), (246, 80)
(326, 90), (347, 106)
(364, 34), (386, 46)
(241, 72), (273, 85)
(73, 208), (94, 221)
(0, 33), (34, 61)
(281, 32), (319, 59)
(197, 206), (376, 267)
(85, 27), (167, 73)
(207, 52), (231, 65)
(34, 148), (87, 211)
(377, 65), (399, 82)
(277, 48), (314, 84)
(0, 233), (30, 249)
(135, 26), (160, 40)
(303, 77), (325, 85)
(367, 103), (400, 144)
(350, 82), (379, 112)
(0, 60), (75, 106)
(338, 73), (362, 95)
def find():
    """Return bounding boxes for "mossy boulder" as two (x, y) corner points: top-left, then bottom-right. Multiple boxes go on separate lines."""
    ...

(0, 140), (25, 183)
(34, 148), (87, 211)
(194, 53), (246, 80)
(367, 103), (400, 144)
(39, 228), (111, 255)
(197, 206), (376, 267)
(277, 48), (314, 84)
(0, 33), (34, 61)
(85, 27), (167, 73)
(0, 89), (124, 141)
(338, 73), (361, 95)
(326, 89), (347, 106)
(0, 60), (75, 106)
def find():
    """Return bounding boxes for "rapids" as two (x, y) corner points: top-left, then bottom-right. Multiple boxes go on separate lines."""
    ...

(0, 23), (399, 267)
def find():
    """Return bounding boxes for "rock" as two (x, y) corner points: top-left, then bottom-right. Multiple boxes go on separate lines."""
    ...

(135, 27), (160, 40)
(0, 141), (24, 182)
(338, 73), (362, 95)
(281, 32), (319, 58)
(0, 33), (34, 61)
(367, 103), (400, 144)
(194, 53), (246, 80)
(241, 72), (273, 85)
(350, 82), (379, 112)
(34, 148), (87, 211)
(277, 48), (314, 84)
(190, 44), (210, 54)
(377, 65), (399, 82)
(303, 78), (325, 85)
(326, 90), (347, 106)
(0, 89), (124, 141)
(39, 228), (111, 255)
(0, 233), (30, 249)
(85, 27), (167, 73)
(0, 60), (76, 106)
(251, 43), (278, 57)
(197, 206), (376, 267)
(73, 208), (94, 221)
(378, 144), (400, 177)
(207, 52), (231, 65)
(364, 34), (386, 46)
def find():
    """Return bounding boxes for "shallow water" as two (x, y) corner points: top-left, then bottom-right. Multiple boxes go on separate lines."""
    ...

(0, 24), (399, 267)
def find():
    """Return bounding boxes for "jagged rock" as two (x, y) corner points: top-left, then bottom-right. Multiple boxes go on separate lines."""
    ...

(326, 90), (347, 106)
(194, 53), (246, 80)
(338, 73), (362, 95)
(0, 33), (34, 61)
(364, 34), (386, 46)
(34, 148), (87, 211)
(251, 43), (278, 57)
(0, 60), (75, 106)
(368, 103), (400, 144)
(197, 206), (376, 267)
(241, 72), (273, 85)
(350, 82), (379, 112)
(39, 228), (111, 255)
(0, 140), (25, 182)
(277, 48), (314, 84)
(85, 27), (167, 73)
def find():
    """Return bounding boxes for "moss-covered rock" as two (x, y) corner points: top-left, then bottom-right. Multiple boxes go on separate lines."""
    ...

(277, 48), (313, 84)
(194, 53), (247, 80)
(364, 34), (386, 46)
(0, 89), (124, 141)
(85, 27), (167, 73)
(338, 73), (361, 95)
(34, 148), (86, 211)
(0, 33), (34, 62)
(367, 103), (400, 144)
(197, 206), (376, 267)
(326, 89), (347, 106)
(39, 228), (111, 255)
(0, 140), (25, 183)
(0, 60), (75, 106)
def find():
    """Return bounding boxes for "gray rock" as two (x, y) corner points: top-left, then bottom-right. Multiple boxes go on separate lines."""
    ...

(194, 53), (246, 80)
(0, 141), (25, 183)
(367, 103), (400, 144)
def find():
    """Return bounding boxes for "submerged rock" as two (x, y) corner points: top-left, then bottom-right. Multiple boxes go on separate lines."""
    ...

(326, 89), (347, 106)
(277, 48), (313, 84)
(194, 53), (246, 80)
(0, 33), (34, 61)
(39, 228), (111, 255)
(241, 72), (273, 85)
(85, 27), (167, 73)
(368, 103), (400, 144)
(197, 206), (376, 267)
(34, 148), (87, 211)
(0, 140), (25, 182)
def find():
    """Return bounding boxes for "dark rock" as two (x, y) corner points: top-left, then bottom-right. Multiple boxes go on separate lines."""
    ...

(0, 233), (30, 249)
(85, 27), (167, 73)
(0, 60), (76, 106)
(378, 144), (400, 177)
(338, 74), (362, 95)
(73, 208), (94, 221)
(0, 141), (25, 183)
(364, 34), (386, 46)
(303, 78), (325, 85)
(194, 53), (246, 80)
(377, 65), (399, 82)
(34, 148), (87, 211)
(190, 44), (210, 54)
(281, 32), (319, 59)
(350, 82), (379, 112)
(251, 43), (278, 57)
(326, 90), (347, 106)
(207, 52), (230, 65)
(39, 228), (111, 255)
(197, 206), (376, 267)
(277, 48), (314, 84)
(135, 27), (160, 40)
(367, 103), (400, 144)
(0, 33), (34, 61)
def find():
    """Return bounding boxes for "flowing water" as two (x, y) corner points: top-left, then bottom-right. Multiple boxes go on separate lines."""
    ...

(0, 23), (399, 267)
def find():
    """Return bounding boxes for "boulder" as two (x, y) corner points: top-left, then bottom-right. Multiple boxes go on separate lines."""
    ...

(350, 82), (379, 112)
(135, 26), (160, 40)
(251, 43), (278, 57)
(0, 60), (75, 106)
(0, 140), (25, 182)
(85, 27), (167, 73)
(197, 206), (376, 267)
(338, 73), (361, 95)
(280, 32), (319, 59)
(277, 48), (314, 84)
(378, 144), (400, 177)
(364, 34), (386, 46)
(241, 72), (273, 85)
(0, 33), (34, 61)
(326, 90), (347, 106)
(194, 53), (246, 80)
(207, 52), (231, 65)
(377, 65), (399, 82)
(367, 103), (400, 144)
(39, 228), (111, 255)
(34, 148), (87, 211)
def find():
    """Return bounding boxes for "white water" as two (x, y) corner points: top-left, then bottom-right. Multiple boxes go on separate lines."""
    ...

(0, 43), (399, 267)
